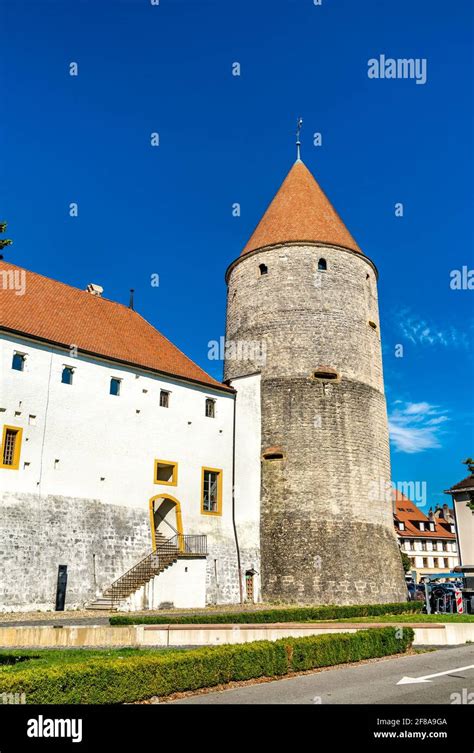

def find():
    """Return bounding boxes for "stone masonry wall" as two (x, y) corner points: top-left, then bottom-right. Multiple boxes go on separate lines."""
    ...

(0, 492), (151, 611)
(225, 242), (407, 604)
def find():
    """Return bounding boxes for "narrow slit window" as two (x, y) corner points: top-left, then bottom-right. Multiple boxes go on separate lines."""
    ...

(61, 366), (74, 385)
(160, 390), (170, 408)
(263, 449), (284, 461)
(154, 459), (178, 486)
(110, 377), (121, 396)
(318, 258), (327, 271)
(205, 398), (216, 418)
(202, 468), (222, 514)
(313, 369), (339, 381)
(12, 352), (25, 371)
(259, 263), (268, 276)
(1, 426), (22, 469)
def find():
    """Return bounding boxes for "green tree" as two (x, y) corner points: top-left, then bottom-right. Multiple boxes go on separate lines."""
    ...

(461, 459), (474, 512)
(462, 457), (474, 475)
(0, 221), (13, 255)
(401, 551), (412, 574)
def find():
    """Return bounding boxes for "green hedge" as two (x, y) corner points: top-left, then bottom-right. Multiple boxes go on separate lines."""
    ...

(0, 627), (414, 704)
(110, 601), (421, 626)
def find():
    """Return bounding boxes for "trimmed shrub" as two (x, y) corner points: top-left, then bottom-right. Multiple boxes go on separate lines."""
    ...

(110, 601), (421, 626)
(286, 627), (414, 672)
(0, 627), (413, 704)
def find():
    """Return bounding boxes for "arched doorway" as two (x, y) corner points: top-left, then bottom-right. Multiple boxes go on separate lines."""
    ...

(149, 494), (184, 551)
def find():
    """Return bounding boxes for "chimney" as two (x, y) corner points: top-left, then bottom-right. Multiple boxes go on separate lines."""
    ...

(442, 503), (452, 522)
(129, 288), (135, 310)
(86, 283), (103, 297)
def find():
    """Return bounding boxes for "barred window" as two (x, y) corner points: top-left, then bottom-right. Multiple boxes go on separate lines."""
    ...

(160, 390), (170, 408)
(205, 398), (215, 418)
(202, 468), (221, 514)
(1, 426), (22, 469)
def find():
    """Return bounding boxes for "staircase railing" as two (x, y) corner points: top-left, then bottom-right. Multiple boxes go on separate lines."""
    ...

(104, 534), (208, 607)
(169, 534), (208, 555)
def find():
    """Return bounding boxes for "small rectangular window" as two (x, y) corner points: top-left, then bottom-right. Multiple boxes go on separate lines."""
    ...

(12, 352), (25, 371)
(1, 425), (23, 470)
(154, 459), (178, 486)
(62, 366), (74, 385)
(110, 378), (121, 396)
(202, 467), (222, 514)
(160, 390), (170, 408)
(205, 398), (216, 418)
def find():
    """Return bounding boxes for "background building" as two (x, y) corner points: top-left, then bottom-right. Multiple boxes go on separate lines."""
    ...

(394, 492), (459, 581)
(445, 473), (474, 566)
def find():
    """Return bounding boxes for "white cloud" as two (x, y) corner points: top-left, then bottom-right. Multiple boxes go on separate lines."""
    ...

(396, 308), (471, 350)
(388, 401), (449, 454)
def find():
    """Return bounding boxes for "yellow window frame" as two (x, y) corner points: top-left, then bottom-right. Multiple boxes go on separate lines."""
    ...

(1, 425), (23, 470)
(153, 459), (178, 486)
(201, 466), (223, 516)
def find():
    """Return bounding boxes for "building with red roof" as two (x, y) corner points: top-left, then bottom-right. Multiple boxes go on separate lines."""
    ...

(394, 491), (459, 581)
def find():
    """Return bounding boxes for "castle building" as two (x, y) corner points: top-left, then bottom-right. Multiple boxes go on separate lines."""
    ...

(0, 261), (259, 611)
(0, 155), (407, 611)
(224, 159), (406, 604)
(394, 492), (459, 581)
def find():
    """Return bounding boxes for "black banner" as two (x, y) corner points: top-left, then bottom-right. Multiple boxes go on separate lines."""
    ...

(0, 705), (471, 751)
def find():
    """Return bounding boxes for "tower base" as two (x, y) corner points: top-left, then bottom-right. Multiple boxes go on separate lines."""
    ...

(260, 518), (407, 605)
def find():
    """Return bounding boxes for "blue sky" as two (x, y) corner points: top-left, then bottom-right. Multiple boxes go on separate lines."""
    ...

(2, 0), (473, 506)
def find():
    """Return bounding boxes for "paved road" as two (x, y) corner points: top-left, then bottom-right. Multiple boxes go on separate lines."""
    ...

(169, 645), (474, 704)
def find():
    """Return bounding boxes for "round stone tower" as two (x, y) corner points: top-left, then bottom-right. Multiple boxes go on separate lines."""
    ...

(224, 158), (407, 604)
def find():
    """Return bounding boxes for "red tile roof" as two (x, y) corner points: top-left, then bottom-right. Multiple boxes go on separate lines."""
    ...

(394, 491), (455, 540)
(241, 160), (362, 256)
(0, 261), (232, 392)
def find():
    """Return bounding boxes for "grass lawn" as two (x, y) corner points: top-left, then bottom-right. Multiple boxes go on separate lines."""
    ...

(334, 613), (474, 623)
(0, 647), (178, 675)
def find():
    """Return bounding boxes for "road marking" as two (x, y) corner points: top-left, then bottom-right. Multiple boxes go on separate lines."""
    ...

(397, 665), (474, 685)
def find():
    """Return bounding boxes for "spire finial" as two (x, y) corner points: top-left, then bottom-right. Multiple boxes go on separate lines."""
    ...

(296, 117), (303, 161)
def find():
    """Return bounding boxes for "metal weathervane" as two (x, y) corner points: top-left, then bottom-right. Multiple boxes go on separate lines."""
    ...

(296, 117), (303, 161)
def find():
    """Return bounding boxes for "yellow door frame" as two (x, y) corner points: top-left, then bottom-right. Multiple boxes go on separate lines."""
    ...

(149, 494), (184, 552)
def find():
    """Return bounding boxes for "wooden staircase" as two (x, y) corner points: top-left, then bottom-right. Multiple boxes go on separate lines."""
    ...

(87, 533), (207, 611)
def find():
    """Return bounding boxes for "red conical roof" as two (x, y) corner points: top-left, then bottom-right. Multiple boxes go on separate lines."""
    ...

(241, 160), (361, 256)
